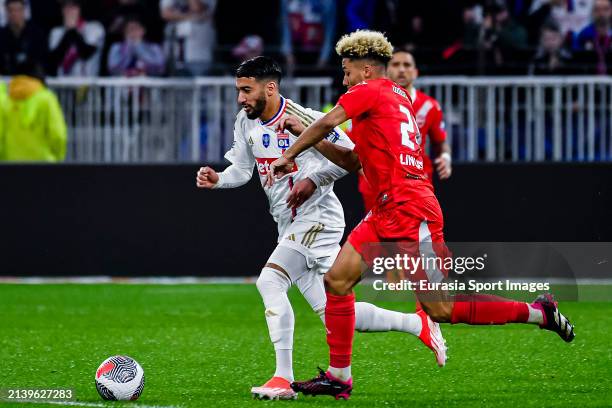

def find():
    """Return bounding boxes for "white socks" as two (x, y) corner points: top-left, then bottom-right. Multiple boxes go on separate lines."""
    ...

(527, 303), (545, 324)
(295, 273), (424, 337)
(274, 349), (293, 382)
(355, 302), (422, 336)
(328, 365), (352, 382)
(256, 267), (295, 382)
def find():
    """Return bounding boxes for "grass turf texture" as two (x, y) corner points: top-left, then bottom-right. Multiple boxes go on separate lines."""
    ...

(0, 284), (610, 408)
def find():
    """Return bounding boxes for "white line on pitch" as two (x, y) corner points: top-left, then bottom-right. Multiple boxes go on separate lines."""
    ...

(10, 399), (182, 408)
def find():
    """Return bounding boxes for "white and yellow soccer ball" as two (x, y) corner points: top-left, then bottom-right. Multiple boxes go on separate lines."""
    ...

(95, 356), (145, 401)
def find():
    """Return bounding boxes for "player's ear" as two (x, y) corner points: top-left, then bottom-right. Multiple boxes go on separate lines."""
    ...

(265, 81), (277, 97)
(362, 64), (372, 79)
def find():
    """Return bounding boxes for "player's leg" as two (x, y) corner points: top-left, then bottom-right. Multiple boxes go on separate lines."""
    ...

(295, 241), (424, 335)
(269, 227), (363, 385)
(414, 204), (574, 341)
(290, 240), (362, 400)
(293, 260), (447, 367)
(424, 292), (575, 341)
(251, 253), (298, 400)
(322, 240), (364, 384)
(415, 215), (544, 325)
(285, 223), (423, 337)
(294, 258), (421, 334)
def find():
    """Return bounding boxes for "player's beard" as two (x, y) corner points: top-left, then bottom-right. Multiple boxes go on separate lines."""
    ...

(244, 93), (267, 120)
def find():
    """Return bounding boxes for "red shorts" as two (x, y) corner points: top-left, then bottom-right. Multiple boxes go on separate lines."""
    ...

(348, 195), (449, 283)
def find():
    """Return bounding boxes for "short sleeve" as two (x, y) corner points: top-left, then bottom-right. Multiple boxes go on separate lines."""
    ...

(337, 81), (379, 119)
(224, 117), (255, 169)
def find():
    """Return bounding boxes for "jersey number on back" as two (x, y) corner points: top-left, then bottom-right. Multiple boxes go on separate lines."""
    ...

(399, 105), (421, 151)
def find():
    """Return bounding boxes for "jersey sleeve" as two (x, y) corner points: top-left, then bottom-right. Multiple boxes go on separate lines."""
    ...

(429, 101), (447, 144)
(216, 116), (255, 188)
(303, 107), (355, 150)
(336, 82), (379, 119)
(306, 161), (348, 188)
(224, 116), (255, 168)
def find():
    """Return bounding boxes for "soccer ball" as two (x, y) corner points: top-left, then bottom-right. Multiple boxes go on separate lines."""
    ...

(95, 355), (145, 401)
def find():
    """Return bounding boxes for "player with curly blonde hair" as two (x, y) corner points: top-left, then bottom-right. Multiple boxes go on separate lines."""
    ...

(268, 30), (575, 400)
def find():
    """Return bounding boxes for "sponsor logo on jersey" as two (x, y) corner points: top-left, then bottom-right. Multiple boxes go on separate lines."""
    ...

(392, 85), (409, 100)
(262, 133), (270, 148)
(400, 153), (424, 170)
(255, 157), (298, 176)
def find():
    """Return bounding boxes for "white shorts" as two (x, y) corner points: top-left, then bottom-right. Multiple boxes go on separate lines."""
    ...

(268, 220), (344, 279)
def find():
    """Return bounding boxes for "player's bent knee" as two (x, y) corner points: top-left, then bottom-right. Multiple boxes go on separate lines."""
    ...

(324, 272), (353, 295)
(421, 301), (452, 323)
(256, 266), (291, 295)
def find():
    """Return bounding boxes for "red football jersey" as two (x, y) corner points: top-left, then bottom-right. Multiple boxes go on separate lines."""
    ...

(410, 89), (447, 180)
(337, 78), (434, 205)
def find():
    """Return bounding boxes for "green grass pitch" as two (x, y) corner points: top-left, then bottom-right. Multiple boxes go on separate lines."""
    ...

(0, 284), (610, 407)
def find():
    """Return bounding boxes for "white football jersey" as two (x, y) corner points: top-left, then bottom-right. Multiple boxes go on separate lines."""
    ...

(223, 96), (354, 238)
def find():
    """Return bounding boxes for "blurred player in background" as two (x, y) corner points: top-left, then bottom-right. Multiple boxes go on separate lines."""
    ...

(196, 56), (446, 401)
(269, 31), (575, 400)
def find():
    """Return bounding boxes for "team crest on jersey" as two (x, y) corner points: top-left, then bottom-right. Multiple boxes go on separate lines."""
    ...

(262, 133), (271, 148)
(277, 132), (290, 150)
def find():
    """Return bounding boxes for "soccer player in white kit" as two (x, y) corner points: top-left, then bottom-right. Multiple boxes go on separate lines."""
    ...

(196, 57), (446, 400)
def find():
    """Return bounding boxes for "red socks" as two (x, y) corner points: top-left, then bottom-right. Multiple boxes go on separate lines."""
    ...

(451, 294), (529, 325)
(325, 292), (355, 368)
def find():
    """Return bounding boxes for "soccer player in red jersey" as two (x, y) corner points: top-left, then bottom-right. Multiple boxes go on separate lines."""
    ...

(385, 49), (453, 299)
(359, 49), (452, 213)
(267, 30), (575, 400)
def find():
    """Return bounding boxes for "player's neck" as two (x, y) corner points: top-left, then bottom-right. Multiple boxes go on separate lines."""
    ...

(406, 84), (416, 101)
(259, 94), (282, 123)
(366, 73), (385, 82)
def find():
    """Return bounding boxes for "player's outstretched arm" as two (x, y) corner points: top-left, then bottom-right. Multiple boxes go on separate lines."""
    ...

(267, 105), (348, 186)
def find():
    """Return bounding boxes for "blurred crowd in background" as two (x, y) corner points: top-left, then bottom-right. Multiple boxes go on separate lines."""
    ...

(0, 0), (611, 79)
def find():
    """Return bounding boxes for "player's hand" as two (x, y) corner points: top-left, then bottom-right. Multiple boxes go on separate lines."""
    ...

(286, 177), (316, 210)
(278, 115), (305, 136)
(265, 156), (296, 187)
(434, 153), (452, 180)
(196, 166), (219, 189)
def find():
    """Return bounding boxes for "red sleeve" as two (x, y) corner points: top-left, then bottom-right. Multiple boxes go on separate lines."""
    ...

(337, 81), (379, 119)
(429, 101), (447, 144)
